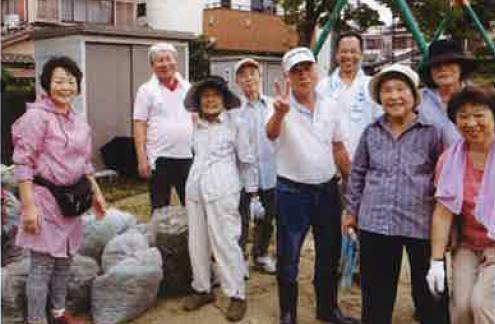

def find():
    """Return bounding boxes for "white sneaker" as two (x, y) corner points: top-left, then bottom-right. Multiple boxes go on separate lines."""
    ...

(254, 256), (276, 274)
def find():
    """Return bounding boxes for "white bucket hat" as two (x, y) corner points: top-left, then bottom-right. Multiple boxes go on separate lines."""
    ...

(282, 47), (316, 73)
(369, 63), (421, 105)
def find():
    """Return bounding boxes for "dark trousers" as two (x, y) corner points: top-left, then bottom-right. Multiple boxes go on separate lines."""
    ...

(239, 189), (276, 258)
(149, 157), (192, 209)
(360, 230), (450, 324)
(276, 176), (342, 316)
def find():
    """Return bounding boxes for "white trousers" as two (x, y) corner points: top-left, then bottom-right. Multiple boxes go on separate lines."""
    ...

(186, 192), (246, 299)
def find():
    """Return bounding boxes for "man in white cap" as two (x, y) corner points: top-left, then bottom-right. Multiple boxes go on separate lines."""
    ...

(133, 42), (193, 210)
(234, 58), (277, 275)
(266, 47), (359, 324)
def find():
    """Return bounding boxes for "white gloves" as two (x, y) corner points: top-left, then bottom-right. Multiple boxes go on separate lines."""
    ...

(426, 259), (445, 298)
(249, 196), (266, 220)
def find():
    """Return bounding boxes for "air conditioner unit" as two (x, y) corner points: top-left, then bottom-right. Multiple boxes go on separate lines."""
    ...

(4, 14), (20, 29)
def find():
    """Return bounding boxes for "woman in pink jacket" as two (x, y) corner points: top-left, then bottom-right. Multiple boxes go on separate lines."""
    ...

(12, 56), (106, 324)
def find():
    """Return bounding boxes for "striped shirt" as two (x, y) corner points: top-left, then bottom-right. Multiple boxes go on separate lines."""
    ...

(418, 87), (462, 150)
(345, 114), (441, 239)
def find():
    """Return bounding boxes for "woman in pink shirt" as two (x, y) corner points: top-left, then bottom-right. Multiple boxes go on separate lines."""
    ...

(12, 56), (107, 324)
(428, 86), (495, 324)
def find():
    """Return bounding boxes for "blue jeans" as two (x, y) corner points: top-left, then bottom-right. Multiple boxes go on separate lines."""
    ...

(276, 177), (342, 312)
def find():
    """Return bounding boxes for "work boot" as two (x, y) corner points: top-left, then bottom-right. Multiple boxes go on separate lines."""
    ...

(226, 297), (247, 322)
(183, 292), (215, 311)
(278, 281), (298, 324)
(315, 282), (360, 324)
(253, 256), (276, 274)
(317, 307), (361, 324)
(51, 311), (83, 324)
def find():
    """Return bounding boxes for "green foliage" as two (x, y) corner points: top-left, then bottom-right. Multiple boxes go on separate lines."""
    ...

(1, 67), (13, 93)
(189, 35), (213, 82)
(1, 67), (35, 93)
(342, 2), (384, 32)
(375, 0), (495, 41)
(274, 0), (383, 46)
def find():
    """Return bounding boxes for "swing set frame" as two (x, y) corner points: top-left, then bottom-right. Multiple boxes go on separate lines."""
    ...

(311, 0), (495, 68)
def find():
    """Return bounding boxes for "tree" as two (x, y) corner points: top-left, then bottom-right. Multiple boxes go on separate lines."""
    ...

(189, 35), (213, 82)
(374, 0), (495, 41)
(342, 2), (384, 32)
(274, 0), (383, 46)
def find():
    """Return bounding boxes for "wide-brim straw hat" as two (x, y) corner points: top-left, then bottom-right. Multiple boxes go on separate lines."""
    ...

(369, 63), (421, 105)
(419, 39), (476, 88)
(184, 75), (241, 112)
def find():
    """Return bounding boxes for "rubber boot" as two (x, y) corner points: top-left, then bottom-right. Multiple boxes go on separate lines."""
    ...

(278, 281), (298, 324)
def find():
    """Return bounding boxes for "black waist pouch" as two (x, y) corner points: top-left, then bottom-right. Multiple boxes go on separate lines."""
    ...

(33, 176), (93, 217)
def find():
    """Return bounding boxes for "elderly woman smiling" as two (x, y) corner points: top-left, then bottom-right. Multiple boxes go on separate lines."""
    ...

(419, 39), (477, 149)
(427, 86), (495, 324)
(12, 56), (107, 324)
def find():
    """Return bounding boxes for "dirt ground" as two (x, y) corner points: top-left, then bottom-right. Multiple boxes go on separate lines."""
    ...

(80, 193), (418, 324)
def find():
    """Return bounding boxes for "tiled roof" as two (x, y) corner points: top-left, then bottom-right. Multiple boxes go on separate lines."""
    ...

(32, 23), (196, 41)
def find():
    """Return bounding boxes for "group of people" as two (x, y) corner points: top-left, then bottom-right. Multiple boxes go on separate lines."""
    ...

(11, 32), (494, 324)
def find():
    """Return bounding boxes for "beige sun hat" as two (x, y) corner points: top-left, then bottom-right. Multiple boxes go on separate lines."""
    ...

(369, 63), (421, 105)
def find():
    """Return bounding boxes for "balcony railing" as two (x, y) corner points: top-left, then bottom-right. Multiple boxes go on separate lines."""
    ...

(204, 1), (281, 15)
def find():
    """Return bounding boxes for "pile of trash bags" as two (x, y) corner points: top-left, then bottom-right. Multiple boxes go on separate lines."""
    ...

(1, 166), (191, 324)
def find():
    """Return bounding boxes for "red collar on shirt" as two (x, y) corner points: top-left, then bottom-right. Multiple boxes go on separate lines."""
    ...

(161, 78), (179, 91)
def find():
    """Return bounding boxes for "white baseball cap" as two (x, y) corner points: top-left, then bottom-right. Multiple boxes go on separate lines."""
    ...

(148, 42), (177, 65)
(369, 63), (421, 105)
(282, 47), (316, 73)
(234, 58), (260, 75)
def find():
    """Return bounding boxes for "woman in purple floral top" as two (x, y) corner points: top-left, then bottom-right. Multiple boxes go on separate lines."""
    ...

(12, 56), (107, 324)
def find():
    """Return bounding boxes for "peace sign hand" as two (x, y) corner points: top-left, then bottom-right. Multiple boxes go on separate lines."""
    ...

(273, 79), (290, 117)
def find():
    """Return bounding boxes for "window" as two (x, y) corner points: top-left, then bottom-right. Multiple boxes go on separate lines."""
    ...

(393, 36), (409, 50)
(115, 1), (134, 26)
(220, 0), (231, 8)
(2, 0), (25, 21)
(251, 0), (275, 13)
(61, 0), (113, 23)
(88, 0), (112, 23)
(137, 2), (146, 18)
(365, 38), (383, 50)
(37, 0), (58, 21)
(251, 0), (263, 11)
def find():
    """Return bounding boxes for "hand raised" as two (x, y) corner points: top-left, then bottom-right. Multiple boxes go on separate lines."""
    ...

(273, 79), (290, 116)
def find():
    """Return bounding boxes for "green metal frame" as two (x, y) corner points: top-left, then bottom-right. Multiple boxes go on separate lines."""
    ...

(312, 0), (495, 63)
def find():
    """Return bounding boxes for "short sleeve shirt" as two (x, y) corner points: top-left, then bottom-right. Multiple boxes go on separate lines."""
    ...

(267, 93), (345, 184)
(133, 74), (193, 168)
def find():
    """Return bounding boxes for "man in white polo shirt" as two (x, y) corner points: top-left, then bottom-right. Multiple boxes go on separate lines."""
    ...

(133, 42), (193, 209)
(266, 47), (359, 324)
